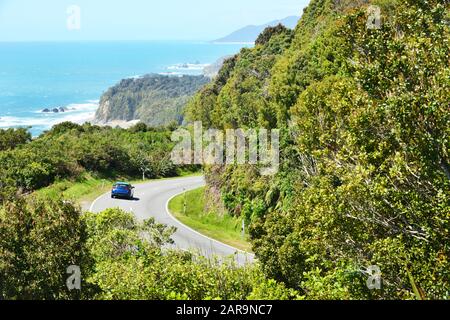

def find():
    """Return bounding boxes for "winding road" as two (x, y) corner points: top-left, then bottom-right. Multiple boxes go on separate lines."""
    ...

(88, 176), (254, 265)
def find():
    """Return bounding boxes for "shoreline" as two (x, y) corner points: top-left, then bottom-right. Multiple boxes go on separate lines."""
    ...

(0, 101), (99, 137)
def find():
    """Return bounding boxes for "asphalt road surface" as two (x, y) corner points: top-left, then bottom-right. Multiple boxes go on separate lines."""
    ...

(89, 176), (254, 265)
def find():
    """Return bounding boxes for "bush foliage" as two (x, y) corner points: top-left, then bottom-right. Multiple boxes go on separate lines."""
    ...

(0, 122), (183, 203)
(185, 0), (449, 299)
(1, 199), (298, 300)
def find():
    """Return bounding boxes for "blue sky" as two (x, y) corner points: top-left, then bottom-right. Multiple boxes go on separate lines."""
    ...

(0, 0), (309, 41)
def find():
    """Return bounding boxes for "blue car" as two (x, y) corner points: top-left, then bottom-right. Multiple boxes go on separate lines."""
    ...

(111, 182), (135, 199)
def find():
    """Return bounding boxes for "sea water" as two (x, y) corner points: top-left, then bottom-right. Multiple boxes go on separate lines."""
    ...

(0, 41), (247, 136)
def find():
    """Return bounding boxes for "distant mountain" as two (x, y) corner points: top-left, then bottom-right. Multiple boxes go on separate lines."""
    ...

(213, 16), (300, 43)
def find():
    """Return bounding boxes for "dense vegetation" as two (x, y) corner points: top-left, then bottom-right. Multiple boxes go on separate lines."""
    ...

(0, 128), (31, 151)
(185, 0), (449, 299)
(0, 123), (184, 203)
(95, 74), (210, 126)
(0, 125), (295, 300)
(0, 198), (298, 300)
(0, 0), (448, 301)
(0, 197), (90, 299)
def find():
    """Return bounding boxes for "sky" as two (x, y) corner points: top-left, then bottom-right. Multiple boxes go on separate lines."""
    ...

(0, 0), (310, 41)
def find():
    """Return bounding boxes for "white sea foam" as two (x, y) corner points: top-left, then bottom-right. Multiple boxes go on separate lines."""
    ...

(126, 75), (143, 79)
(65, 101), (98, 112)
(0, 116), (52, 128)
(0, 101), (98, 130)
(158, 72), (183, 77)
(32, 101), (98, 114)
(167, 63), (209, 71)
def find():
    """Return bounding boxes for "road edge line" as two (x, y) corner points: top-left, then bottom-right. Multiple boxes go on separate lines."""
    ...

(87, 177), (254, 257)
(165, 188), (254, 256)
(89, 192), (105, 212)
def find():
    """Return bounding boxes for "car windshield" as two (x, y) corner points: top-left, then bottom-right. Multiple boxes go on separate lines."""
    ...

(114, 184), (130, 189)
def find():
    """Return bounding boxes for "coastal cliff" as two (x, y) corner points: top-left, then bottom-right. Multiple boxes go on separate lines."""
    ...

(95, 74), (209, 127)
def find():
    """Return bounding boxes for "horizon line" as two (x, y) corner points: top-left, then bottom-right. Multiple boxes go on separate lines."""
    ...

(0, 39), (255, 44)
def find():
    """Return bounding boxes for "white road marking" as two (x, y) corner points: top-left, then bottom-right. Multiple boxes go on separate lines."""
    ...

(165, 188), (252, 255)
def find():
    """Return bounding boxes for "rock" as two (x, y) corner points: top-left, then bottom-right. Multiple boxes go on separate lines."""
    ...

(203, 56), (233, 79)
(42, 108), (51, 113)
(58, 107), (66, 112)
(52, 108), (59, 113)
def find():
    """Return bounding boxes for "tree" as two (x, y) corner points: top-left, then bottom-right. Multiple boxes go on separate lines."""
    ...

(83, 208), (298, 300)
(0, 128), (31, 151)
(256, 24), (292, 46)
(130, 142), (155, 180)
(186, 0), (450, 299)
(0, 196), (94, 299)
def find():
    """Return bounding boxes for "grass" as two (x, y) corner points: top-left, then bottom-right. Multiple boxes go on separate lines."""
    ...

(168, 187), (252, 252)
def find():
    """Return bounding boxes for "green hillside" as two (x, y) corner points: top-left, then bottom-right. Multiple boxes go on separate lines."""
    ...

(185, 0), (449, 299)
(95, 74), (210, 126)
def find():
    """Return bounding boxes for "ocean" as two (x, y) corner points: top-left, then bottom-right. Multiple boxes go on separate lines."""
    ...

(0, 41), (248, 136)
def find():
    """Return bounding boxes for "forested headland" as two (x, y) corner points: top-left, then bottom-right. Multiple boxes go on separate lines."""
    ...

(95, 74), (210, 127)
